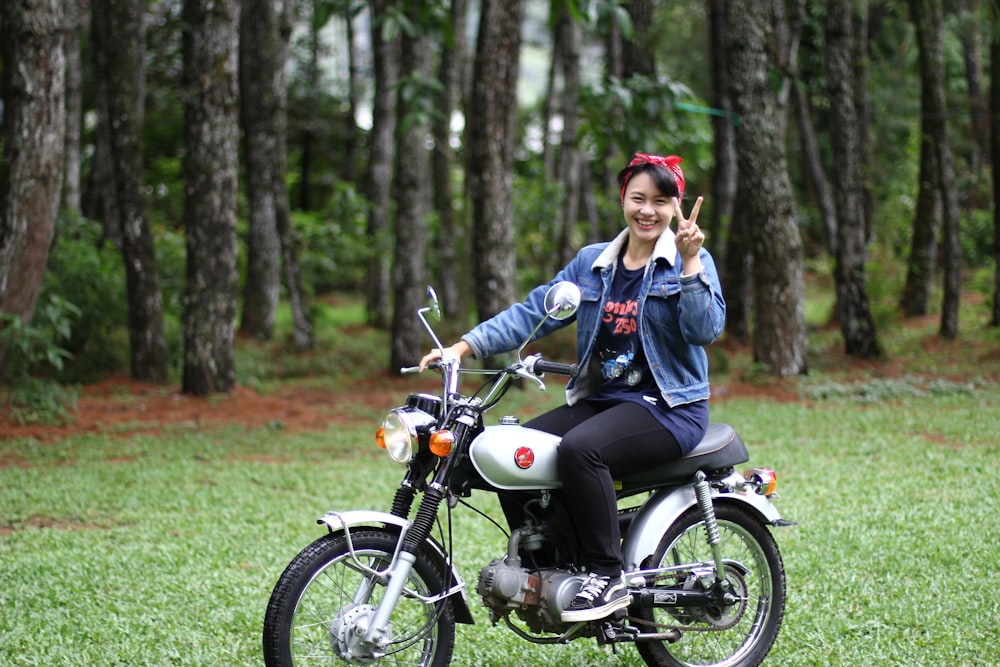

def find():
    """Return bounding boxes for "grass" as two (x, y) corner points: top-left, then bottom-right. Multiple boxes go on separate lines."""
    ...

(2, 291), (999, 666)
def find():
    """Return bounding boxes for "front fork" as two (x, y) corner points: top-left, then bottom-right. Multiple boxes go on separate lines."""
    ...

(359, 484), (447, 646)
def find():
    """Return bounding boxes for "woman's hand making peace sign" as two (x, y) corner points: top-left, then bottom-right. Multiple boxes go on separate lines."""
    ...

(673, 196), (705, 276)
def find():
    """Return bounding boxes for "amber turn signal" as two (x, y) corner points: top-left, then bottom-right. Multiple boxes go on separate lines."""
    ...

(429, 429), (455, 457)
(375, 427), (386, 449)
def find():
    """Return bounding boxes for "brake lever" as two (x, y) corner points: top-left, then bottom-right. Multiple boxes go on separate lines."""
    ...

(512, 365), (546, 391)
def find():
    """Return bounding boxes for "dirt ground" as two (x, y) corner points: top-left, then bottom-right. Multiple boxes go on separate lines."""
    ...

(3, 324), (992, 446)
(0, 367), (801, 445)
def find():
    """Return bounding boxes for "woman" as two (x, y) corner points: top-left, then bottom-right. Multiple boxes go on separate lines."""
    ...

(419, 153), (726, 622)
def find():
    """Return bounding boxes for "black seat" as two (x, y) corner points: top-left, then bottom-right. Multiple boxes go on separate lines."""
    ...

(616, 423), (749, 492)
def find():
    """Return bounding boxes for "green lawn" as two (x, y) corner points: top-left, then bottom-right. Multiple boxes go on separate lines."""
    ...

(3, 296), (999, 666)
(3, 380), (998, 666)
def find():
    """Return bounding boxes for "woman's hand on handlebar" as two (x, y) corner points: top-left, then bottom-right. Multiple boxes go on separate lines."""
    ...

(419, 340), (473, 372)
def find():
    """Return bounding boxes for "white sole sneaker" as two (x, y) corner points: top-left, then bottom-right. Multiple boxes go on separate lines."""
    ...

(560, 583), (631, 622)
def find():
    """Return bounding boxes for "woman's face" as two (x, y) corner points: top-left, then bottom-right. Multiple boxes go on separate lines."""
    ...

(621, 171), (676, 244)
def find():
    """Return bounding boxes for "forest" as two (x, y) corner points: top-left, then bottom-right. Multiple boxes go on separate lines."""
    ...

(0, 0), (998, 410)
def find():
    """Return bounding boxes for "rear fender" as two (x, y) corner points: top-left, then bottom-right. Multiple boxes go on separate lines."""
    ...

(318, 510), (475, 625)
(621, 477), (784, 572)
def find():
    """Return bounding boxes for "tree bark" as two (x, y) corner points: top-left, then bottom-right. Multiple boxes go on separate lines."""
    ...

(956, 0), (989, 171)
(826, 0), (880, 358)
(181, 0), (241, 395)
(62, 0), (82, 214)
(706, 0), (745, 340)
(466, 0), (522, 323)
(365, 0), (400, 329)
(554, 9), (582, 271)
(990, 0), (1000, 326)
(900, 101), (941, 317)
(910, 0), (961, 339)
(432, 0), (467, 318)
(725, 0), (808, 376)
(622, 0), (655, 77)
(0, 0), (65, 372)
(92, 0), (168, 381)
(240, 0), (287, 340)
(705, 0), (737, 255)
(388, 1), (434, 373)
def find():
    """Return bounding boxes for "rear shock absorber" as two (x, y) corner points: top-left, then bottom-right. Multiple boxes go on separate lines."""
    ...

(693, 471), (727, 580)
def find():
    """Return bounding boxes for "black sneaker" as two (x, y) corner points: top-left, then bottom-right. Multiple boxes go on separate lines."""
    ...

(561, 573), (630, 622)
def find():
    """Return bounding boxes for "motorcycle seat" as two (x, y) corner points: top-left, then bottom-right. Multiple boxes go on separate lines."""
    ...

(616, 423), (749, 490)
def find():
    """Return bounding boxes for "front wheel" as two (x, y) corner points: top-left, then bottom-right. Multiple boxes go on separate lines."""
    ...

(633, 503), (785, 667)
(262, 528), (456, 667)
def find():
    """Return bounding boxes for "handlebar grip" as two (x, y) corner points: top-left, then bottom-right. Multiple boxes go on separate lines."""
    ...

(532, 359), (579, 378)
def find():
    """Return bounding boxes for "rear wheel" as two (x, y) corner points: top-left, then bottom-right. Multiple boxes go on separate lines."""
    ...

(262, 528), (456, 666)
(633, 504), (785, 667)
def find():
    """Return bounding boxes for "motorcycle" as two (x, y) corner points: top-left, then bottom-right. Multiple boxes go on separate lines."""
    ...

(263, 282), (791, 667)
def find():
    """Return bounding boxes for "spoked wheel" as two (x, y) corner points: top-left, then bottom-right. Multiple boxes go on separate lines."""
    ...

(262, 528), (456, 667)
(632, 504), (785, 667)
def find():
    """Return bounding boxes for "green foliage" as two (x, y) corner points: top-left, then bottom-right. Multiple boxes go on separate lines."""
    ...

(579, 74), (714, 162)
(0, 296), (80, 377)
(292, 181), (372, 294)
(0, 296), (81, 424)
(512, 168), (571, 290)
(40, 217), (129, 380)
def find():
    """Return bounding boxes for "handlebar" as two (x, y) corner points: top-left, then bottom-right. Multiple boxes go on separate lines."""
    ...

(525, 356), (578, 378)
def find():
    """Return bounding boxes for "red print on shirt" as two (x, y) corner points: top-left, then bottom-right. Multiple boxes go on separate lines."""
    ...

(604, 299), (638, 336)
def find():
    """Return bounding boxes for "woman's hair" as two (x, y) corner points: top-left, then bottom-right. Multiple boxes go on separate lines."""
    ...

(617, 154), (684, 204)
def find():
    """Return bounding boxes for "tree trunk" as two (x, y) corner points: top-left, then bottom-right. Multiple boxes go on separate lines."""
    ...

(365, 0), (399, 329)
(541, 6), (565, 181)
(62, 0), (82, 214)
(991, 0), (1000, 326)
(240, 0), (286, 340)
(466, 0), (522, 323)
(826, 0), (880, 358)
(432, 0), (467, 318)
(622, 0), (655, 77)
(900, 103), (941, 317)
(956, 0), (989, 171)
(298, 1), (321, 211)
(705, 0), (737, 258)
(784, 0), (837, 256)
(92, 0), (168, 381)
(910, 0), (961, 339)
(343, 5), (361, 181)
(0, 0), (65, 372)
(554, 10), (582, 271)
(181, 0), (241, 395)
(725, 0), (808, 377)
(388, 2), (434, 373)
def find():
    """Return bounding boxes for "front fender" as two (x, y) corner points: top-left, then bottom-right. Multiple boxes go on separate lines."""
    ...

(317, 510), (475, 625)
(621, 479), (784, 572)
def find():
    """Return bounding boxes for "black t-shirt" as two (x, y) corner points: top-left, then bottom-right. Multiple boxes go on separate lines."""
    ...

(587, 254), (708, 453)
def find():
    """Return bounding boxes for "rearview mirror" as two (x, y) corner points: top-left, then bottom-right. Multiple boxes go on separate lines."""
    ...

(543, 282), (581, 321)
(425, 286), (441, 320)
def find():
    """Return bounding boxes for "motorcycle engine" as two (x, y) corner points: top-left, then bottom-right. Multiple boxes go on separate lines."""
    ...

(477, 558), (582, 631)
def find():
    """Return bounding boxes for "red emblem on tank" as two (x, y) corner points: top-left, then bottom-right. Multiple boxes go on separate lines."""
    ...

(514, 447), (535, 469)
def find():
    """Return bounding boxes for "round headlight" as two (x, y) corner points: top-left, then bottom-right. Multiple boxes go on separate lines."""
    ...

(381, 410), (415, 463)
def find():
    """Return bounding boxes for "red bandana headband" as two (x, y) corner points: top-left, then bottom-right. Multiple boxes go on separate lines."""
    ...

(619, 153), (684, 204)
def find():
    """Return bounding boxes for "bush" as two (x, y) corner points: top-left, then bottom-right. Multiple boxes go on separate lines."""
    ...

(0, 295), (81, 424)
(40, 216), (129, 380)
(293, 181), (372, 294)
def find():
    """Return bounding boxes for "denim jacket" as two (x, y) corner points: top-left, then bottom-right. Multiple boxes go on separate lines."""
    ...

(462, 228), (726, 407)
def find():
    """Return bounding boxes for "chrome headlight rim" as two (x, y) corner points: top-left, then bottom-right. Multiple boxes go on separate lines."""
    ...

(381, 407), (436, 464)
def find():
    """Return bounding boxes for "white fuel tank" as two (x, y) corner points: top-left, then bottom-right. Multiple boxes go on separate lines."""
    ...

(468, 424), (562, 490)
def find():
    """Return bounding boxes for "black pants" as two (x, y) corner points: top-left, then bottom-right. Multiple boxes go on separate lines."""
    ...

(516, 400), (683, 577)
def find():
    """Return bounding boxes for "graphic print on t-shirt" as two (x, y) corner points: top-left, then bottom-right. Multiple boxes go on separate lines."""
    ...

(599, 294), (644, 387)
